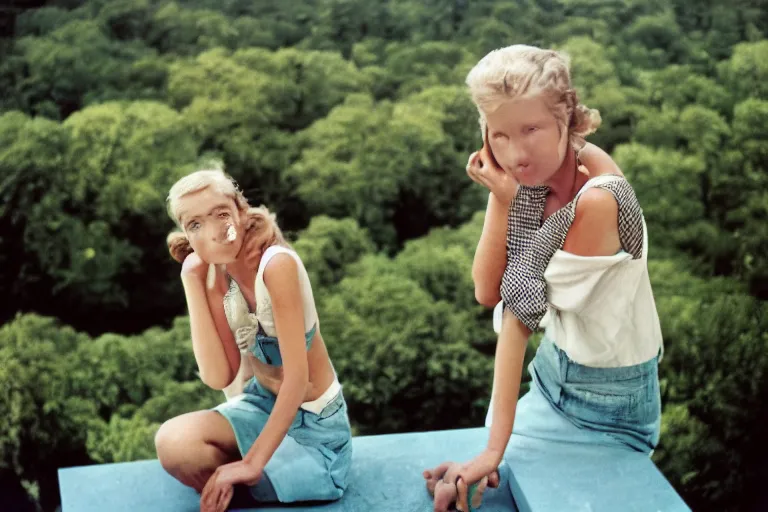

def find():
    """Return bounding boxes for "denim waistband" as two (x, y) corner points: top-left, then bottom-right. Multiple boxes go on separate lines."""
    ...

(529, 337), (662, 453)
(535, 338), (659, 385)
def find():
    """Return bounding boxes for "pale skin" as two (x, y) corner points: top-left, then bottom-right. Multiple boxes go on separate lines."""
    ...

(154, 187), (336, 512)
(425, 95), (624, 512)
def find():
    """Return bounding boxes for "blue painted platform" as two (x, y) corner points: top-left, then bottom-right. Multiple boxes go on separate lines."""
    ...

(505, 433), (690, 512)
(58, 427), (689, 511)
(59, 428), (514, 512)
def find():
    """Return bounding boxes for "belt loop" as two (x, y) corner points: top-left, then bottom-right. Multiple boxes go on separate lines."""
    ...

(558, 343), (568, 384)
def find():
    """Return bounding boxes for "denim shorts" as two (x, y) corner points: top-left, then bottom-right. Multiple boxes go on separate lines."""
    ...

(214, 377), (353, 503)
(488, 338), (661, 455)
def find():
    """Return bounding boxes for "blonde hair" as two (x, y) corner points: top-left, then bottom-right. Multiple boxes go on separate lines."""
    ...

(466, 44), (601, 150)
(165, 164), (286, 263)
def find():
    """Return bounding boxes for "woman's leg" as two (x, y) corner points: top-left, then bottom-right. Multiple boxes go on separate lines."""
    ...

(155, 411), (240, 493)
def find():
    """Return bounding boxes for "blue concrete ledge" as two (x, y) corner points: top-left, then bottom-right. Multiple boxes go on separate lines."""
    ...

(58, 428), (689, 511)
(505, 433), (690, 512)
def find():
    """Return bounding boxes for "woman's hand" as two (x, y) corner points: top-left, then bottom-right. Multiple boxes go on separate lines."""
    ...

(423, 452), (501, 511)
(452, 449), (502, 511)
(200, 460), (263, 512)
(466, 144), (519, 207)
(181, 252), (228, 296)
(181, 251), (208, 280)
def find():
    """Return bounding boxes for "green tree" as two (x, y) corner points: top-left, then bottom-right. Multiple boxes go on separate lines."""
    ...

(290, 88), (484, 249)
(651, 262), (768, 510)
(558, 36), (641, 150)
(639, 65), (731, 114)
(292, 216), (375, 290)
(16, 19), (149, 118)
(718, 99), (768, 297)
(623, 11), (690, 68)
(0, 112), (71, 325)
(380, 41), (473, 98)
(98, 0), (153, 41)
(319, 260), (493, 433)
(231, 47), (369, 131)
(147, 3), (238, 55)
(717, 40), (768, 102)
(0, 315), (95, 512)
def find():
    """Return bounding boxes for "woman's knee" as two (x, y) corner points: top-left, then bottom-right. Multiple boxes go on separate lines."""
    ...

(155, 416), (190, 470)
(155, 411), (237, 471)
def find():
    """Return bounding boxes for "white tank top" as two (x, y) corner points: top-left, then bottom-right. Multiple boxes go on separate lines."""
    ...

(496, 175), (663, 368)
(223, 245), (318, 338)
(220, 245), (323, 402)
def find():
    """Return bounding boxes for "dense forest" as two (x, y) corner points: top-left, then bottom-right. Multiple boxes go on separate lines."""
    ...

(0, 1), (766, 511)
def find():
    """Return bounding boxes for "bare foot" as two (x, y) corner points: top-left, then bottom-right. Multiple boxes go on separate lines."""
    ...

(424, 462), (462, 511)
(423, 462), (453, 496)
(424, 462), (501, 511)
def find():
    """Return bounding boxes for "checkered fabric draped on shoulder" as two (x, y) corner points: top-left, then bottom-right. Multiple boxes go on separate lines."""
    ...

(500, 176), (644, 331)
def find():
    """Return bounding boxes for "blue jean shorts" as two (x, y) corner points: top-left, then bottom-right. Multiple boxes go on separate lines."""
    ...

(488, 338), (661, 455)
(214, 377), (353, 503)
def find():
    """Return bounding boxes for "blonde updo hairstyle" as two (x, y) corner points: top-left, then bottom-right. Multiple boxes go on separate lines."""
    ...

(166, 164), (286, 264)
(466, 45), (601, 151)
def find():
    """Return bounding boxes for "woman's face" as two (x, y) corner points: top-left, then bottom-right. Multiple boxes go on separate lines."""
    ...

(176, 186), (246, 265)
(485, 94), (569, 186)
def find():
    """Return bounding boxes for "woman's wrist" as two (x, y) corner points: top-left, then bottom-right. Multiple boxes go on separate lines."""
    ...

(243, 452), (266, 471)
(481, 447), (504, 468)
(181, 273), (205, 290)
(490, 189), (514, 210)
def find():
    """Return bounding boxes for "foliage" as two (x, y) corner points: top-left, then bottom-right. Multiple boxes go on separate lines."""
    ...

(1, 1), (767, 510)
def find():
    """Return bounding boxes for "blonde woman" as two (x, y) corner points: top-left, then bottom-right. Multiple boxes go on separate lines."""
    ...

(155, 166), (352, 512)
(425, 45), (663, 511)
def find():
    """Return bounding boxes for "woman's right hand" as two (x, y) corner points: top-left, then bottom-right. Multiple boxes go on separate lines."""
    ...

(181, 251), (208, 280)
(181, 253), (229, 296)
(466, 145), (519, 207)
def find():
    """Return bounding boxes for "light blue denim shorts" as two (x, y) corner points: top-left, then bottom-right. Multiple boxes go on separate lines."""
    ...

(490, 337), (661, 455)
(214, 377), (353, 503)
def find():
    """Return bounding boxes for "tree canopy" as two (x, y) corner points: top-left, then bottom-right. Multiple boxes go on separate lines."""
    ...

(1, 1), (766, 511)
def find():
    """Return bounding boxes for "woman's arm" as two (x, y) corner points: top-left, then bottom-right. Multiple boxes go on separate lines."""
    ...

(206, 281), (242, 386)
(563, 188), (621, 256)
(242, 254), (309, 469)
(472, 192), (509, 307)
(485, 309), (530, 461)
(182, 273), (238, 390)
(468, 136), (519, 308)
(443, 308), (530, 512)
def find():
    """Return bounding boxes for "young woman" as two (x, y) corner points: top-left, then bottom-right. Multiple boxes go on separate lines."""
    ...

(155, 166), (352, 512)
(425, 45), (663, 512)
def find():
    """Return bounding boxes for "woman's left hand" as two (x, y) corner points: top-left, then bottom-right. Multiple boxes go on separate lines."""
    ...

(453, 449), (502, 511)
(200, 460), (263, 512)
(424, 449), (501, 511)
